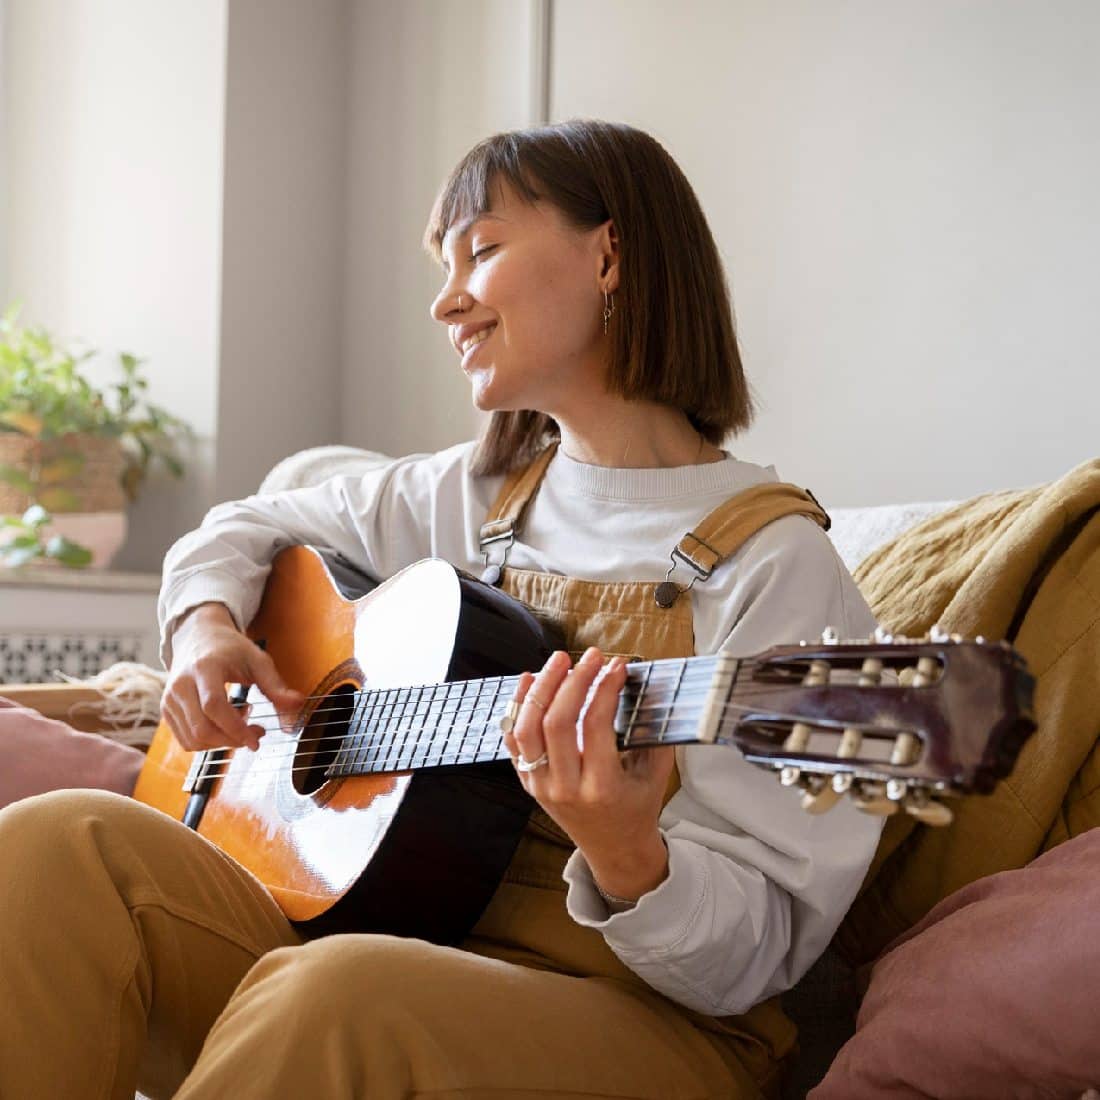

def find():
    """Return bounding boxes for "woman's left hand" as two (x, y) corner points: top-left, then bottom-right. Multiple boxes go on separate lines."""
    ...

(503, 646), (675, 903)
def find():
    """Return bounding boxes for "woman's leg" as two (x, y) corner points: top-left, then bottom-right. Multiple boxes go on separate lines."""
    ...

(0, 789), (299, 1100)
(177, 934), (762, 1100)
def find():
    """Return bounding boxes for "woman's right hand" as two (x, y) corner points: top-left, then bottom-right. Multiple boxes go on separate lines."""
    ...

(162, 602), (305, 752)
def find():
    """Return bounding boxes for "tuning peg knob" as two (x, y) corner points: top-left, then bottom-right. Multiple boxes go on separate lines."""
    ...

(801, 782), (842, 814)
(930, 623), (950, 643)
(873, 625), (894, 644)
(851, 780), (899, 816)
(779, 766), (801, 787)
(821, 626), (839, 645)
(904, 798), (954, 826)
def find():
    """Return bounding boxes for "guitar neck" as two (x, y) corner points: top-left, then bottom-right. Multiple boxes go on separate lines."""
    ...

(326, 656), (727, 778)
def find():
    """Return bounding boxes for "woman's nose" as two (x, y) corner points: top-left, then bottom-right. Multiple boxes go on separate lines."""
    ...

(430, 283), (465, 324)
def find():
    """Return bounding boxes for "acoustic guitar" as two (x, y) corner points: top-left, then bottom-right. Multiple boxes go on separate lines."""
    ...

(133, 545), (1035, 944)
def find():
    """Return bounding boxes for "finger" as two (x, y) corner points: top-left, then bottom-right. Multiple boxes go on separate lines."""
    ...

(197, 683), (255, 745)
(247, 649), (305, 719)
(178, 683), (249, 751)
(578, 655), (630, 773)
(513, 650), (570, 771)
(542, 647), (607, 788)
(161, 697), (187, 747)
(501, 672), (535, 761)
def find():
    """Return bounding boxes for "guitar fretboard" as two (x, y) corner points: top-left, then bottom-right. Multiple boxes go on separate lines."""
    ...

(325, 655), (729, 779)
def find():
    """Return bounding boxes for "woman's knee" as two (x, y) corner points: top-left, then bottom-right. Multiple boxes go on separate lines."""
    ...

(0, 788), (130, 864)
(240, 934), (462, 1026)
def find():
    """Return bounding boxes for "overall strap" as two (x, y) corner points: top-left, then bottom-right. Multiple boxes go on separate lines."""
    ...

(654, 483), (831, 608)
(479, 443), (559, 584)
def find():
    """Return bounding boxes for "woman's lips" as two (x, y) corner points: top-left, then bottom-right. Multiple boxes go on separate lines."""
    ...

(461, 325), (496, 370)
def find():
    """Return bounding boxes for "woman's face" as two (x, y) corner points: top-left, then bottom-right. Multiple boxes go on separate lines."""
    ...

(430, 180), (616, 416)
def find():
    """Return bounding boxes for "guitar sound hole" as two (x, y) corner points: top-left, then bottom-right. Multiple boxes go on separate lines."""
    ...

(294, 683), (357, 795)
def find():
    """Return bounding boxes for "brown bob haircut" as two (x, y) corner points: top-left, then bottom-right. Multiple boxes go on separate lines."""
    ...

(423, 119), (754, 476)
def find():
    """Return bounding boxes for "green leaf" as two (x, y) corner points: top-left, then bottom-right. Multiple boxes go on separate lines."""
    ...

(45, 535), (93, 567)
(21, 504), (50, 527)
(0, 464), (34, 494)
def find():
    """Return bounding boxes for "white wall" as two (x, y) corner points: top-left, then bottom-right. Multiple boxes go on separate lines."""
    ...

(1, 0), (349, 570)
(214, 0), (348, 503)
(550, 0), (1100, 505)
(1, 0), (228, 568)
(4, 1), (1097, 575)
(339, 0), (546, 457)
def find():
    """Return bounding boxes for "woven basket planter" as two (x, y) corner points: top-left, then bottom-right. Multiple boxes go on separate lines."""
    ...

(0, 432), (127, 514)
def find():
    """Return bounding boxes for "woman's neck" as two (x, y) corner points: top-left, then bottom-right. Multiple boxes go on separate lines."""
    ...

(554, 399), (725, 469)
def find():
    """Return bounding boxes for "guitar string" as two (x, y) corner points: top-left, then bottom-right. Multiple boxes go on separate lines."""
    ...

(226, 651), (899, 724)
(185, 693), (912, 784)
(168, 664), (912, 782)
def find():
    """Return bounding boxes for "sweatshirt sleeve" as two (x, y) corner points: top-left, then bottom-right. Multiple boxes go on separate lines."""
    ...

(562, 516), (884, 1015)
(157, 442), (491, 667)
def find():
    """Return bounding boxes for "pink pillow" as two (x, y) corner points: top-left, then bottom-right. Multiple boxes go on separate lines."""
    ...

(0, 697), (144, 809)
(811, 827), (1100, 1099)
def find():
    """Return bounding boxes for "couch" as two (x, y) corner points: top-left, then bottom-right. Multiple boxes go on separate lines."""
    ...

(4, 446), (1099, 1099)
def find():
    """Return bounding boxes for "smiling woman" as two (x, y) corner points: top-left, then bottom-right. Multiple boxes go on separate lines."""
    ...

(423, 121), (752, 474)
(0, 119), (881, 1100)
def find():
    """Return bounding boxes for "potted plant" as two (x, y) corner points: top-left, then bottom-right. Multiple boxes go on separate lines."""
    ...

(0, 304), (191, 568)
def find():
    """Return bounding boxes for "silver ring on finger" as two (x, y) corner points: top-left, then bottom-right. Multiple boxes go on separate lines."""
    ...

(515, 751), (550, 773)
(523, 692), (549, 712)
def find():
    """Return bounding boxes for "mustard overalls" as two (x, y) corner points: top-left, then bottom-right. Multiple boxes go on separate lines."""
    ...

(0, 446), (826, 1100)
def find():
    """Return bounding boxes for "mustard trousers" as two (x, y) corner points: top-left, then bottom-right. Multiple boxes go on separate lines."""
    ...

(0, 790), (756, 1100)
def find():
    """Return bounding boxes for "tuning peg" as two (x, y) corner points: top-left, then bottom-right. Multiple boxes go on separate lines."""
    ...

(850, 779), (899, 816)
(890, 733), (921, 766)
(903, 788), (954, 826)
(801, 775), (842, 814)
(779, 766), (801, 787)
(873, 626), (894, 644)
(930, 623), (950, 643)
(821, 626), (839, 645)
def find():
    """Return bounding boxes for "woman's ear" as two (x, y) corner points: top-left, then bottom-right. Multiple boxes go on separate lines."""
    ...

(596, 219), (620, 295)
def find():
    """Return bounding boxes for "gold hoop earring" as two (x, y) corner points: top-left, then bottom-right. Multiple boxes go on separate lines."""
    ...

(603, 291), (615, 335)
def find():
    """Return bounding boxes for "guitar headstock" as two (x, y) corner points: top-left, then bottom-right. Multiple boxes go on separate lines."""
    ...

(726, 626), (1035, 826)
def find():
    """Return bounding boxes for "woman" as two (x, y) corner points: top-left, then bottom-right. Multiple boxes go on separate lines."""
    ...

(0, 120), (880, 1099)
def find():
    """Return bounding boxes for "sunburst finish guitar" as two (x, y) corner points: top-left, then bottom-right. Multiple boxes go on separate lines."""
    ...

(133, 545), (1035, 944)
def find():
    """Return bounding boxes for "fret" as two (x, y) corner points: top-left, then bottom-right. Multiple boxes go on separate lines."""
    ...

(421, 683), (448, 770)
(656, 659), (688, 744)
(391, 686), (415, 774)
(621, 660), (653, 747)
(399, 685), (427, 772)
(366, 687), (398, 773)
(387, 685), (418, 773)
(334, 689), (368, 776)
(357, 688), (383, 774)
(352, 687), (382, 775)
(477, 675), (504, 762)
(453, 679), (476, 765)
(438, 679), (465, 767)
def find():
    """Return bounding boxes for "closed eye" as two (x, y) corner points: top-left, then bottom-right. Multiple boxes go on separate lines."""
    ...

(470, 244), (497, 263)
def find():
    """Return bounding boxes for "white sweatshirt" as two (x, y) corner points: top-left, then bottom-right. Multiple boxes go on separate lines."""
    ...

(159, 440), (883, 1016)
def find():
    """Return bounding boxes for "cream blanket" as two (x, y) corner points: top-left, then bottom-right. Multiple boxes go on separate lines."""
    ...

(837, 457), (1100, 965)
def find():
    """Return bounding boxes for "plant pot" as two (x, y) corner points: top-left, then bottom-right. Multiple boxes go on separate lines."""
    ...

(0, 433), (127, 514)
(46, 511), (129, 568)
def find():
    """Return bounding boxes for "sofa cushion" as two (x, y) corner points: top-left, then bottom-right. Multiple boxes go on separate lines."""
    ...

(810, 826), (1100, 1099)
(0, 698), (144, 809)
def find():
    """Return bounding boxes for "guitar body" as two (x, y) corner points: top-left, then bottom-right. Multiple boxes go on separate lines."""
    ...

(133, 547), (560, 943)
